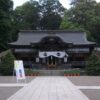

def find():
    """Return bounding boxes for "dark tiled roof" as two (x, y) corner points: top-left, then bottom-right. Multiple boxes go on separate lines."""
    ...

(9, 30), (94, 45)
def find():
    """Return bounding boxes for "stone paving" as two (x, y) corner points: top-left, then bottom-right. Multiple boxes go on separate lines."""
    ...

(7, 77), (89, 100)
(0, 76), (100, 100)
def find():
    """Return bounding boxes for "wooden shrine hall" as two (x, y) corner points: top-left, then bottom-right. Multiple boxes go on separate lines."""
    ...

(9, 30), (95, 69)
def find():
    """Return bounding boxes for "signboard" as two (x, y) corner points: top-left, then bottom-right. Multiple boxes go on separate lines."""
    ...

(14, 60), (26, 82)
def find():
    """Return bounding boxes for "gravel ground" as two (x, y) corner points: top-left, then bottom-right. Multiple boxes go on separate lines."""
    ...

(0, 76), (100, 100)
(81, 89), (100, 100)
(68, 76), (100, 86)
(0, 76), (35, 83)
(3, 88), (100, 100)
(68, 76), (100, 100)
(0, 87), (21, 100)
(0, 76), (35, 100)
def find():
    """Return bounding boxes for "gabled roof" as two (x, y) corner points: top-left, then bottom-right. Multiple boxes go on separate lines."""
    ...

(9, 30), (95, 46)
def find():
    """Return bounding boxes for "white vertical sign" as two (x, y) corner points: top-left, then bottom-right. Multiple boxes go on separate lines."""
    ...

(14, 60), (26, 81)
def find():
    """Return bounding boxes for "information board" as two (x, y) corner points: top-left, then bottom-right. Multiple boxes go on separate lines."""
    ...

(14, 60), (26, 82)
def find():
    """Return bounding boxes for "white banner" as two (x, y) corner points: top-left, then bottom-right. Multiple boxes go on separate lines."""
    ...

(39, 51), (68, 58)
(14, 60), (26, 81)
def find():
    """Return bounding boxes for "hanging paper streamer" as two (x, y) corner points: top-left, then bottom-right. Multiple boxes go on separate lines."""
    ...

(39, 51), (68, 58)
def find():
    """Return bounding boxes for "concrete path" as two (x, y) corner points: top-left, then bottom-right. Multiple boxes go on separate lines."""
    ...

(7, 76), (89, 100)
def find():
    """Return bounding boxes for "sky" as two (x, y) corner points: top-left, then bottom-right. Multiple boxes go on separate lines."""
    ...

(13, 0), (100, 9)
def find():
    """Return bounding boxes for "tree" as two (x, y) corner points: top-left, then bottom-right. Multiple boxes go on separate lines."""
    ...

(86, 54), (100, 76)
(39, 0), (65, 29)
(60, 13), (75, 29)
(87, 3), (100, 43)
(40, 12), (62, 30)
(64, 0), (100, 43)
(13, 0), (65, 30)
(60, 10), (85, 31)
(68, 0), (96, 27)
(71, 0), (96, 5)
(0, 51), (15, 75)
(14, 0), (40, 30)
(39, 0), (64, 15)
(0, 0), (13, 51)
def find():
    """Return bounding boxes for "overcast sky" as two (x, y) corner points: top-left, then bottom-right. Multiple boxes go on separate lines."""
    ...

(12, 0), (100, 9)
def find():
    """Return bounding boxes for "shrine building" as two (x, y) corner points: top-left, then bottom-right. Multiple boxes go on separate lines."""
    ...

(9, 30), (95, 69)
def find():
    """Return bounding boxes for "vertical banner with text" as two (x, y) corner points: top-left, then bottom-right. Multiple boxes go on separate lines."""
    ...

(14, 60), (26, 81)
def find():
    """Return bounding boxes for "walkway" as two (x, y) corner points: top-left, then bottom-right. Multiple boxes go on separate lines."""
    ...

(0, 83), (26, 87)
(7, 76), (89, 100)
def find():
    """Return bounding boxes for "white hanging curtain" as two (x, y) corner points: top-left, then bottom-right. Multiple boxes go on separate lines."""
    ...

(39, 51), (68, 58)
(39, 52), (49, 58)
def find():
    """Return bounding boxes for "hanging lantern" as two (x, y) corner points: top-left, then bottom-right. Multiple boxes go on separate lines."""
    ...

(64, 57), (68, 63)
(36, 57), (39, 62)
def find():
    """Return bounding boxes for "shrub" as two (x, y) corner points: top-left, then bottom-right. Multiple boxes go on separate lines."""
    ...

(25, 69), (39, 75)
(64, 69), (80, 74)
(0, 51), (15, 75)
(86, 54), (100, 76)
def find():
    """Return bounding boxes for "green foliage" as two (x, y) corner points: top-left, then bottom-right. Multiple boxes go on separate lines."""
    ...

(64, 69), (80, 74)
(60, 11), (75, 30)
(39, 0), (64, 29)
(62, 0), (100, 43)
(0, 51), (15, 75)
(40, 13), (62, 30)
(14, 0), (65, 30)
(86, 54), (100, 76)
(39, 0), (64, 14)
(0, 0), (13, 51)
(67, 1), (95, 26)
(14, 1), (40, 30)
(0, 0), (100, 51)
(60, 10), (85, 31)
(87, 13), (100, 43)
(25, 69), (39, 75)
